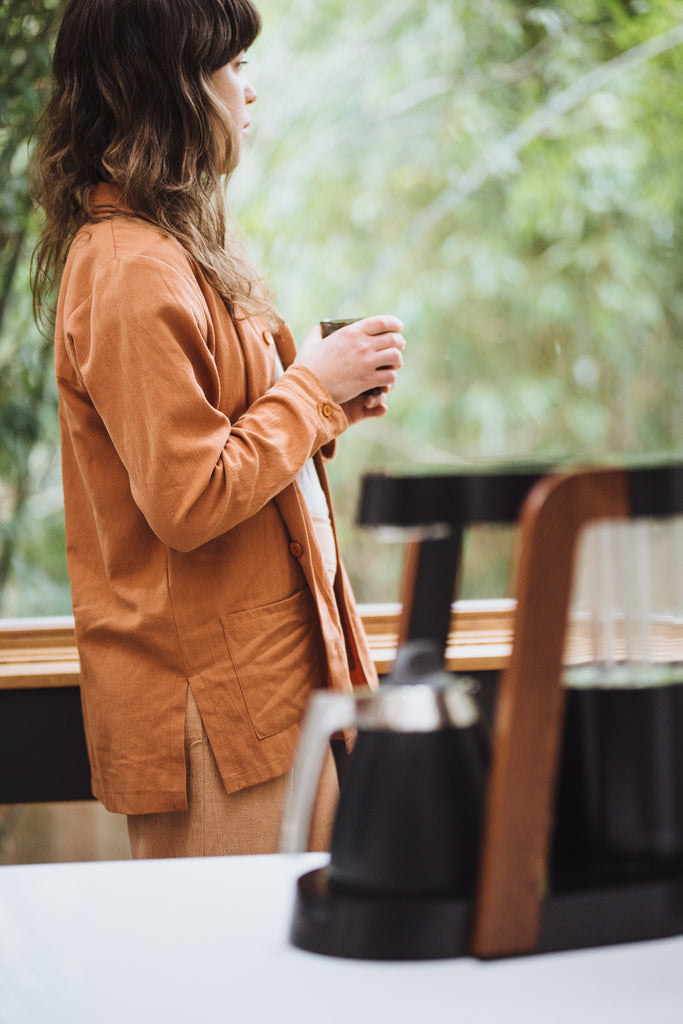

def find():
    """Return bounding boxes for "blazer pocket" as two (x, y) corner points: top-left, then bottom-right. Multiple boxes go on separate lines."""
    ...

(221, 587), (324, 740)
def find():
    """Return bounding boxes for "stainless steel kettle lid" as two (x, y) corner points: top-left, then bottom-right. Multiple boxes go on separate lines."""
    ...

(353, 640), (481, 733)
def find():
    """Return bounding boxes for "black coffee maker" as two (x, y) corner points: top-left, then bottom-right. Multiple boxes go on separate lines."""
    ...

(284, 462), (683, 960)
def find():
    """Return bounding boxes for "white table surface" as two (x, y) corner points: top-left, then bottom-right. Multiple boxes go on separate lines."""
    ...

(1, 852), (682, 1024)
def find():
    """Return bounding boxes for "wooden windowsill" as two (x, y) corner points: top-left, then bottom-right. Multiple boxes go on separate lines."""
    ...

(0, 616), (81, 691)
(359, 600), (515, 676)
(0, 602), (516, 691)
(2, 603), (681, 690)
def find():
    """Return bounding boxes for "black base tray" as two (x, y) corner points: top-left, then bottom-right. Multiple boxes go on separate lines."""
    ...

(290, 864), (683, 961)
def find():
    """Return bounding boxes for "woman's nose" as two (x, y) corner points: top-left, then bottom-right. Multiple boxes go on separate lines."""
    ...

(245, 78), (257, 104)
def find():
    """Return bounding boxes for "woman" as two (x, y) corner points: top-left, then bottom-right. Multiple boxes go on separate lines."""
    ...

(32, 0), (405, 858)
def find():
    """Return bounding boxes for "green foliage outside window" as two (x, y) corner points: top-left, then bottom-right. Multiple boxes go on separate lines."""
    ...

(1, 0), (682, 612)
(1, 0), (65, 615)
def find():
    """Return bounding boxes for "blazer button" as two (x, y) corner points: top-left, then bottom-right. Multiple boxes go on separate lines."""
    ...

(321, 404), (332, 418)
(289, 541), (304, 558)
(262, 329), (274, 346)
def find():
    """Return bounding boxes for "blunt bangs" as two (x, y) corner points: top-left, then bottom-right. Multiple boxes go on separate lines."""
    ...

(205, 0), (262, 71)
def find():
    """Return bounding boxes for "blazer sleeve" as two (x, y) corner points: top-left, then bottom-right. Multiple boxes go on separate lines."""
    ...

(63, 252), (347, 551)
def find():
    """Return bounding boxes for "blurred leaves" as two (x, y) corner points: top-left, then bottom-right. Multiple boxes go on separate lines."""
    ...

(0, 0), (66, 614)
(1, 0), (683, 608)
(230, 0), (683, 600)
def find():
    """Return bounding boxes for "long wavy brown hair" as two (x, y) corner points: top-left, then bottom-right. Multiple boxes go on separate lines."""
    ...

(32, 0), (278, 334)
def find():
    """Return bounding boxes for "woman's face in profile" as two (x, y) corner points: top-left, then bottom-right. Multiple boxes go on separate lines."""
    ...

(210, 51), (257, 158)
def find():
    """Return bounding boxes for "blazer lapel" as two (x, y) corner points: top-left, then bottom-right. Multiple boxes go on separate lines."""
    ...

(235, 317), (277, 408)
(274, 322), (297, 370)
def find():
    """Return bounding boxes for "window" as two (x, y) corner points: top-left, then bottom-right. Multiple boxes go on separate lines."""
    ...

(2, 0), (682, 613)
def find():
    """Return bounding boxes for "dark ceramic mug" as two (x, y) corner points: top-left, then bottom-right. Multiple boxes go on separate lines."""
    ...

(320, 318), (384, 396)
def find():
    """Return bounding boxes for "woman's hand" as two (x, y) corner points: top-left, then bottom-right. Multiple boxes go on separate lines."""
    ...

(293, 315), (405, 406)
(341, 388), (389, 425)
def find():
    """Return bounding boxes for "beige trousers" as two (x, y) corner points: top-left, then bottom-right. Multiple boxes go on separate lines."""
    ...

(127, 687), (338, 859)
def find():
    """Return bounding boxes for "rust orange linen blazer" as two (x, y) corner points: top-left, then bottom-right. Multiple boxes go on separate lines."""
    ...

(54, 185), (377, 815)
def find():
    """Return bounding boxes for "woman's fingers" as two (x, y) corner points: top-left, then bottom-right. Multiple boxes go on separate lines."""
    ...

(294, 313), (405, 404)
(358, 315), (404, 337)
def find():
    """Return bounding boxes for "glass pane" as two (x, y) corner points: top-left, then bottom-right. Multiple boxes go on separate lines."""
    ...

(567, 516), (683, 686)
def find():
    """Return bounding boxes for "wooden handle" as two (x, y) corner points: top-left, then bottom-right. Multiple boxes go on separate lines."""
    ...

(470, 468), (629, 958)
